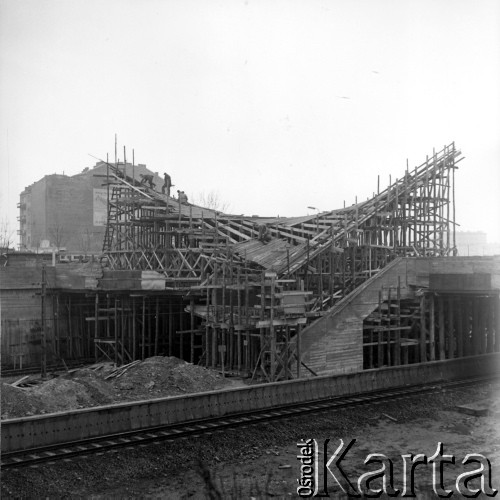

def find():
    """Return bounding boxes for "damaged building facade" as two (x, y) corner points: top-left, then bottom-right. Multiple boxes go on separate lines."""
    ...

(18, 162), (162, 253)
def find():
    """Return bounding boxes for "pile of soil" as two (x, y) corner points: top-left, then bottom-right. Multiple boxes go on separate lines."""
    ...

(1, 383), (49, 418)
(110, 356), (234, 400)
(1, 356), (240, 419)
(33, 369), (116, 413)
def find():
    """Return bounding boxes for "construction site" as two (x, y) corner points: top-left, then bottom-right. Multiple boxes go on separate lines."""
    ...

(2, 142), (500, 497)
(2, 142), (499, 382)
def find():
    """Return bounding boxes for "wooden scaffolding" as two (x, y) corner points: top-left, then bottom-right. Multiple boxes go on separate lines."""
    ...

(96, 142), (466, 378)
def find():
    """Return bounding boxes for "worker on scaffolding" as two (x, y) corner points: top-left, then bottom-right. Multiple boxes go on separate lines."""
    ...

(162, 172), (173, 196)
(139, 174), (156, 189)
(177, 190), (188, 204)
(258, 223), (271, 243)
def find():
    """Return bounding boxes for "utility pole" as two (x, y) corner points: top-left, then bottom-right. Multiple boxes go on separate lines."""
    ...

(41, 263), (47, 378)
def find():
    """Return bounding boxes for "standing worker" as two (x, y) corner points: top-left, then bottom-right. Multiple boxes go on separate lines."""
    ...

(162, 172), (173, 196)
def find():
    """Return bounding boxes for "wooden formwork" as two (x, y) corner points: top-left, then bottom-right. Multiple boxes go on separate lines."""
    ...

(102, 143), (461, 281)
(97, 143), (464, 377)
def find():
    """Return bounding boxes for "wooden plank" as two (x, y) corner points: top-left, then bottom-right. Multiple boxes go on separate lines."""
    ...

(10, 375), (30, 387)
(420, 295), (426, 362)
(438, 295), (445, 360)
(447, 296), (454, 358)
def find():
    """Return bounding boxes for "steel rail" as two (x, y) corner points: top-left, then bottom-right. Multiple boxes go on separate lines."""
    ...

(2, 375), (495, 470)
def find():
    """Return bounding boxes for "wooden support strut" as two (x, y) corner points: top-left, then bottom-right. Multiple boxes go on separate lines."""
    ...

(438, 295), (445, 360)
(420, 295), (427, 362)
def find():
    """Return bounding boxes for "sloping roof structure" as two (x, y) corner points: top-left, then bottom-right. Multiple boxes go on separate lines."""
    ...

(103, 143), (461, 294)
(74, 142), (467, 380)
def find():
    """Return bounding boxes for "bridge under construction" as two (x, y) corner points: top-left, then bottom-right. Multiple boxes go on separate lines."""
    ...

(82, 142), (496, 378)
(2, 143), (499, 380)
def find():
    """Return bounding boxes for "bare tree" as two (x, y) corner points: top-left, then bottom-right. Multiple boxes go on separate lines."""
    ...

(191, 190), (230, 213)
(30, 228), (42, 253)
(48, 224), (67, 251)
(0, 218), (15, 249)
(79, 226), (94, 254)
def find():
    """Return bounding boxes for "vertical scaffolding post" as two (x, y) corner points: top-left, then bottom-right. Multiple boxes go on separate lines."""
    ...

(237, 269), (242, 372)
(155, 297), (159, 356)
(168, 300), (173, 357)
(132, 296), (136, 360)
(378, 290), (383, 367)
(420, 295), (426, 362)
(438, 295), (445, 360)
(205, 280), (210, 368)
(457, 297), (464, 357)
(462, 299), (470, 356)
(487, 296), (495, 353)
(473, 298), (480, 355)
(245, 272), (250, 372)
(296, 324), (301, 378)
(114, 297), (118, 365)
(190, 298), (195, 363)
(452, 144), (456, 254)
(270, 273), (276, 380)
(68, 295), (73, 358)
(41, 263), (47, 378)
(495, 296), (500, 352)
(94, 293), (99, 363)
(142, 297), (146, 360)
(429, 294), (435, 360)
(387, 288), (392, 366)
(447, 297), (454, 359)
(395, 277), (401, 365)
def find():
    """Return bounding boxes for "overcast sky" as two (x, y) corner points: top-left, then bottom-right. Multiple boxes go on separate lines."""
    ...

(1, 0), (499, 244)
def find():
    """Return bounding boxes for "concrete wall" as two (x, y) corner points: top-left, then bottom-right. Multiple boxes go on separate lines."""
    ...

(0, 265), (56, 368)
(300, 258), (412, 375)
(411, 256), (500, 289)
(3, 353), (498, 454)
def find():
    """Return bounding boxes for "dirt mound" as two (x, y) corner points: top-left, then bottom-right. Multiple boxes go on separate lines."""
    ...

(65, 368), (116, 406)
(30, 369), (116, 413)
(1, 383), (49, 419)
(111, 356), (231, 400)
(1, 356), (240, 418)
(30, 378), (93, 412)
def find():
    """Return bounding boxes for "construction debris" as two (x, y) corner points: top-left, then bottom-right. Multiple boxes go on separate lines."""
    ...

(382, 412), (398, 422)
(104, 360), (142, 380)
(1, 356), (243, 419)
(10, 375), (30, 387)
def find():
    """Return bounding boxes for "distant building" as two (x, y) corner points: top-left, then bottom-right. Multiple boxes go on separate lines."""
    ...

(455, 231), (500, 256)
(18, 162), (162, 253)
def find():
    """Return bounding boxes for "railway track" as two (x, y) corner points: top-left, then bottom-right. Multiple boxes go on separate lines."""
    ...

(2, 375), (494, 470)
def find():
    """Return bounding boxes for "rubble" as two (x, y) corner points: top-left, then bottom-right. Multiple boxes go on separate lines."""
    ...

(1, 384), (48, 418)
(1, 356), (243, 419)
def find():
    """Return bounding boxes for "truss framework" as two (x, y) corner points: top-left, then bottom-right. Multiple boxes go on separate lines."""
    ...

(100, 143), (462, 379)
(104, 143), (460, 282)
